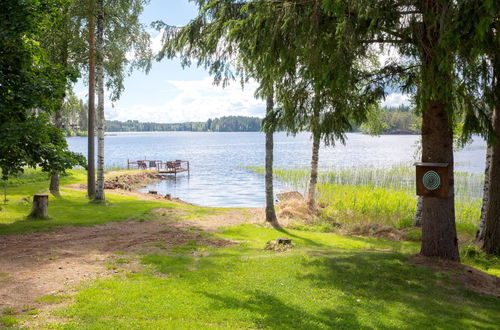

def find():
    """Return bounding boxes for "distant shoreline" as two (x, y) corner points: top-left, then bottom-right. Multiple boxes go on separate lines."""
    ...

(67, 130), (420, 137)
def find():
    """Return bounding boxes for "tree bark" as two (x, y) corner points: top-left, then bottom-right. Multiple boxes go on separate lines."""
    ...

(29, 195), (49, 219)
(477, 146), (492, 242)
(50, 105), (63, 195)
(307, 105), (321, 212)
(419, 0), (459, 261)
(95, 0), (105, 201)
(481, 49), (500, 255)
(265, 94), (278, 226)
(50, 7), (70, 196)
(414, 196), (423, 227)
(87, 0), (96, 199)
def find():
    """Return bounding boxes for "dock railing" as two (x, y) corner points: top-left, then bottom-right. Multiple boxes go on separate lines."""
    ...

(127, 159), (190, 176)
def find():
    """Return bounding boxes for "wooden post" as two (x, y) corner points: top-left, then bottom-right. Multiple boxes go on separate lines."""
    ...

(29, 194), (49, 219)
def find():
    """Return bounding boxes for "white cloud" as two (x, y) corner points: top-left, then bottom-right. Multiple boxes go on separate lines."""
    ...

(106, 77), (265, 123)
(382, 93), (411, 108)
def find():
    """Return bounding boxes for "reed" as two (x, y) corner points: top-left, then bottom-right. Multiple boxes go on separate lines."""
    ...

(246, 165), (483, 237)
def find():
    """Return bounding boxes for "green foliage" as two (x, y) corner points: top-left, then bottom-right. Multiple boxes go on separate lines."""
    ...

(361, 105), (420, 135)
(158, 0), (383, 142)
(77, 0), (153, 101)
(0, 0), (85, 180)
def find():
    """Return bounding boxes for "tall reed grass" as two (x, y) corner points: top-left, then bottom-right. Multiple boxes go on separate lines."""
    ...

(246, 164), (483, 236)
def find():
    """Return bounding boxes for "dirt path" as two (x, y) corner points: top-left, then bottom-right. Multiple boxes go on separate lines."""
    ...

(0, 193), (263, 311)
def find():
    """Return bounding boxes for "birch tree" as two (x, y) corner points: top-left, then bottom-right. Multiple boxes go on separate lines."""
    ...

(92, 0), (152, 201)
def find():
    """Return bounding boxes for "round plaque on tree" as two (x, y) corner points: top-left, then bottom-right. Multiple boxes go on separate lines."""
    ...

(422, 170), (441, 191)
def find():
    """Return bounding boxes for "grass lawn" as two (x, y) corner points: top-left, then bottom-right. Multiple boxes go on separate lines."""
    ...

(1, 169), (499, 329)
(51, 225), (500, 329)
(0, 169), (177, 235)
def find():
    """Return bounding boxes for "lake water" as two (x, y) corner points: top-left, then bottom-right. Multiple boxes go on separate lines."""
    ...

(66, 132), (487, 207)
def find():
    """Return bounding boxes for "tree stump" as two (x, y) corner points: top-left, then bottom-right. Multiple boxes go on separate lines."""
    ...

(276, 238), (292, 245)
(29, 194), (49, 219)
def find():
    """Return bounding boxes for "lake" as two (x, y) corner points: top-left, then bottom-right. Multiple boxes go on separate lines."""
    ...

(66, 132), (487, 207)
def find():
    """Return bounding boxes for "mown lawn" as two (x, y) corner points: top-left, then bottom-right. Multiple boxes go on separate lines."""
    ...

(0, 169), (177, 235)
(47, 225), (500, 329)
(1, 169), (499, 329)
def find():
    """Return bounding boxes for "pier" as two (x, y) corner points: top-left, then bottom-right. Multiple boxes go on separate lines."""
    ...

(127, 159), (190, 176)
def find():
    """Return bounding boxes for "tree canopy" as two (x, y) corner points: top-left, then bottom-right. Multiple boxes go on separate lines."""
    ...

(0, 0), (85, 180)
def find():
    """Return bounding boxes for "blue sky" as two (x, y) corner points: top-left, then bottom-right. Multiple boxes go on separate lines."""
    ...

(75, 0), (408, 123)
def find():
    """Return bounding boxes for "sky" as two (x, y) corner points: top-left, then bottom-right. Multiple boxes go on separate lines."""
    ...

(75, 0), (410, 124)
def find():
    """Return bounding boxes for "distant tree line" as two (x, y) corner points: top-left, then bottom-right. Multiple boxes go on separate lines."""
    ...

(106, 116), (262, 132)
(358, 105), (420, 135)
(59, 102), (264, 133)
(62, 99), (418, 135)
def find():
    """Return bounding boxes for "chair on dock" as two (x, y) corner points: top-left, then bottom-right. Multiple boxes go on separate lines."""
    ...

(159, 160), (189, 176)
(137, 160), (147, 170)
(149, 160), (157, 170)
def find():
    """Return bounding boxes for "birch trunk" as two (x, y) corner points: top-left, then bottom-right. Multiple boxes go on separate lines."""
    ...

(87, 0), (96, 199)
(477, 146), (492, 242)
(95, 0), (105, 201)
(307, 106), (320, 212)
(265, 94), (278, 226)
(481, 46), (500, 255)
(414, 196), (423, 227)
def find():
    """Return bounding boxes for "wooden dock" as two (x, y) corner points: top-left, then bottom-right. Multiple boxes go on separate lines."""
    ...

(127, 159), (190, 176)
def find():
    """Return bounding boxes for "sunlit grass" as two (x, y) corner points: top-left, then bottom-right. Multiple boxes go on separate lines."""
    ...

(0, 169), (178, 235)
(47, 224), (500, 329)
(246, 165), (483, 238)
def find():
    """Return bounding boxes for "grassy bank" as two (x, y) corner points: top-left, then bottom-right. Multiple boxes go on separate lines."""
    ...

(0, 169), (178, 235)
(246, 165), (483, 239)
(1, 168), (499, 329)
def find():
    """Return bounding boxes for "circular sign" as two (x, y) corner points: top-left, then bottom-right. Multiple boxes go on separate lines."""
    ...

(423, 170), (441, 191)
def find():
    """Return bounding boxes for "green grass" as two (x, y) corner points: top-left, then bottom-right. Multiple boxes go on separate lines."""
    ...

(0, 316), (19, 327)
(0, 169), (178, 235)
(35, 294), (71, 305)
(246, 165), (483, 238)
(1, 168), (499, 329)
(45, 224), (499, 329)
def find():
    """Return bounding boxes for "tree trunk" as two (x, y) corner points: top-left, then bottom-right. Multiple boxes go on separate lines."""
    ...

(95, 0), (105, 201)
(307, 105), (320, 212)
(265, 94), (278, 226)
(50, 7), (70, 197)
(87, 0), (96, 199)
(477, 146), (492, 242)
(419, 0), (459, 261)
(414, 196), (423, 227)
(50, 104), (63, 195)
(29, 194), (49, 219)
(481, 49), (500, 255)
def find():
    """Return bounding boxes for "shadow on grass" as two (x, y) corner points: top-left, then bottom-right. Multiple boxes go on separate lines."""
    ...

(297, 251), (500, 329)
(199, 289), (360, 329)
